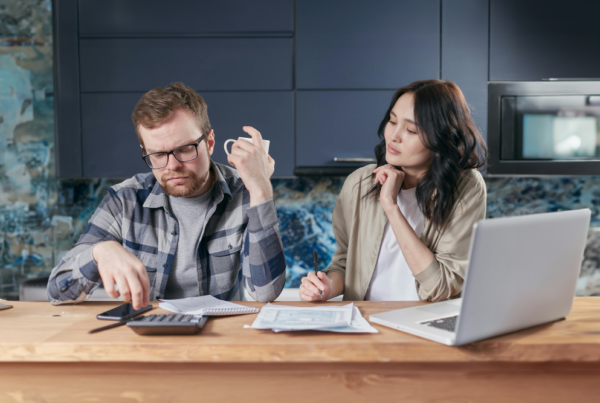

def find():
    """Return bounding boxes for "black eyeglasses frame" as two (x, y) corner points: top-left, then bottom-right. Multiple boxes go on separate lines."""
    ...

(141, 134), (207, 169)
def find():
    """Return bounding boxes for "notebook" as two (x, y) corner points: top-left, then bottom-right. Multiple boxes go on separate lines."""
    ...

(159, 295), (258, 316)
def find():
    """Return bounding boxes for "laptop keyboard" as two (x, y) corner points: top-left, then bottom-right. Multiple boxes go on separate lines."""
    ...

(421, 315), (459, 332)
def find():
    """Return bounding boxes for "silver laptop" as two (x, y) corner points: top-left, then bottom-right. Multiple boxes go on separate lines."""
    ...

(369, 209), (591, 346)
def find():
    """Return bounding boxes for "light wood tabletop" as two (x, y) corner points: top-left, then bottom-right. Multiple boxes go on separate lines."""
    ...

(2, 298), (600, 363)
(2, 298), (600, 402)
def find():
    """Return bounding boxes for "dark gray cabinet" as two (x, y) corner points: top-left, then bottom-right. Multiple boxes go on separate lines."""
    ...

(441, 0), (489, 141)
(80, 93), (148, 178)
(58, 0), (528, 178)
(490, 0), (600, 81)
(81, 92), (293, 178)
(54, 0), (294, 178)
(294, 0), (441, 173)
(79, 38), (292, 92)
(295, 91), (395, 170)
(296, 0), (441, 90)
(78, 0), (293, 36)
(202, 92), (294, 177)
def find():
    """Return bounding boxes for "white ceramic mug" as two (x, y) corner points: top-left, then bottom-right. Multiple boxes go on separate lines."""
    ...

(224, 137), (270, 156)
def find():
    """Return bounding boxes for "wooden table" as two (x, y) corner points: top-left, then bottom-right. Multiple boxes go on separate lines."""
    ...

(1, 298), (600, 402)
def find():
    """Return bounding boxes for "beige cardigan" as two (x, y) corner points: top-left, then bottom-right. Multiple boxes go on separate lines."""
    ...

(323, 164), (486, 302)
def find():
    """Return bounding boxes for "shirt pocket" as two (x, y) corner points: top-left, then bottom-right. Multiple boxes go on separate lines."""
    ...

(207, 230), (244, 257)
(207, 231), (244, 275)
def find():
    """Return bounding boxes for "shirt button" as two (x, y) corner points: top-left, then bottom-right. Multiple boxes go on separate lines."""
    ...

(163, 263), (167, 268)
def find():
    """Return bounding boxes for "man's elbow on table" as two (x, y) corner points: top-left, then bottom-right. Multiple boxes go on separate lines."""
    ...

(245, 271), (286, 303)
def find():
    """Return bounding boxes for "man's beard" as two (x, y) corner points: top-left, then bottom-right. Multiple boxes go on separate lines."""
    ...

(159, 167), (212, 198)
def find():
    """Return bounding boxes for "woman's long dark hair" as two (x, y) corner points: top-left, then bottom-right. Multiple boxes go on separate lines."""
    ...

(366, 80), (488, 230)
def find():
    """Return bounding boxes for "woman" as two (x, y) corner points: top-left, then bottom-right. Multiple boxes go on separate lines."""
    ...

(300, 80), (487, 302)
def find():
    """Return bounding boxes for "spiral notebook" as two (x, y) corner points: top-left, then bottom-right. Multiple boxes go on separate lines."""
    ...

(159, 295), (258, 316)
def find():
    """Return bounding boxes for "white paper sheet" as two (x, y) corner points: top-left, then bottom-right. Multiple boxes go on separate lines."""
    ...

(272, 305), (378, 333)
(249, 303), (354, 330)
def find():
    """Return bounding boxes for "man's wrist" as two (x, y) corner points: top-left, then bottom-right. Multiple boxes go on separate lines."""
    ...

(92, 240), (117, 264)
(91, 243), (103, 264)
(248, 185), (273, 207)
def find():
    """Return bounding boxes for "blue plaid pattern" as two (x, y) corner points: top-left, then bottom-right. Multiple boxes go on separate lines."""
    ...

(47, 162), (286, 304)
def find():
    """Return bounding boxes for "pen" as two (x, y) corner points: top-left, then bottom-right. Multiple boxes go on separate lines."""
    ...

(89, 316), (144, 334)
(312, 251), (323, 298)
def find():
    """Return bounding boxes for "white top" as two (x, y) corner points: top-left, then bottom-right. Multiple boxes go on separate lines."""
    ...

(365, 187), (425, 301)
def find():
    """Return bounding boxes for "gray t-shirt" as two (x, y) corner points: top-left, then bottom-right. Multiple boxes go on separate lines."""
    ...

(163, 188), (213, 298)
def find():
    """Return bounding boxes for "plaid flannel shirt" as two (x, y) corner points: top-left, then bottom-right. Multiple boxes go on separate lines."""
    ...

(47, 161), (286, 304)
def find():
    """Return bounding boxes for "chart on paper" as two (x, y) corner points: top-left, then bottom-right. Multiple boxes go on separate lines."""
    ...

(250, 303), (354, 330)
(262, 309), (346, 326)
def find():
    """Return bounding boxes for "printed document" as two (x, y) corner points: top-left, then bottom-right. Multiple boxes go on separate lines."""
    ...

(249, 303), (356, 331)
(270, 305), (378, 333)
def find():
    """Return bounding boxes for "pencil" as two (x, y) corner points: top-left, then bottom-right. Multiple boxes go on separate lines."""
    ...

(89, 320), (128, 334)
(89, 316), (144, 334)
(312, 251), (323, 298)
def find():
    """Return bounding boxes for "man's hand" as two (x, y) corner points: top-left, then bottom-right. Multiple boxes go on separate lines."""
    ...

(226, 126), (275, 206)
(92, 241), (150, 310)
(373, 164), (405, 214)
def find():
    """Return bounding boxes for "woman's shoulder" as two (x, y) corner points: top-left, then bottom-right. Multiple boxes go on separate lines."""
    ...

(344, 164), (376, 188)
(453, 169), (487, 212)
(336, 164), (377, 202)
(457, 168), (486, 193)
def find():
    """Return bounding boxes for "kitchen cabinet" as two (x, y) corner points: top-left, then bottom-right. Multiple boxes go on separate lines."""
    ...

(295, 91), (395, 173)
(81, 92), (294, 178)
(79, 38), (292, 92)
(296, 0), (441, 90)
(54, 0), (293, 178)
(441, 0), (489, 141)
(490, 0), (600, 81)
(78, 0), (293, 36)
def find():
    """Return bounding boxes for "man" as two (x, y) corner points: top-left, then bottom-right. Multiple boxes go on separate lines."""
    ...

(47, 82), (286, 308)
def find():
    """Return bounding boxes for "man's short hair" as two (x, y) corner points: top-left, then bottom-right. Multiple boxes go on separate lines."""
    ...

(132, 82), (211, 148)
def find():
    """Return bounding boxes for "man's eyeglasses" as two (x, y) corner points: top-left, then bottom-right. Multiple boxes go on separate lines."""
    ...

(141, 134), (207, 169)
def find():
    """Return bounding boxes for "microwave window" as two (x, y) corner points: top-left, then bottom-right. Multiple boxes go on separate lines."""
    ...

(522, 114), (599, 159)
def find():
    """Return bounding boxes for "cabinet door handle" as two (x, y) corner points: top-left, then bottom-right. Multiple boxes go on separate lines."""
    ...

(587, 96), (600, 106)
(333, 158), (377, 162)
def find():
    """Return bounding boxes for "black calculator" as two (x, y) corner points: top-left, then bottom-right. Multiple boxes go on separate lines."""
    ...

(127, 314), (208, 335)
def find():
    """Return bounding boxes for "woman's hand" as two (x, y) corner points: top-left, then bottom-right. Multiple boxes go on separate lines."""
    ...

(299, 271), (332, 302)
(373, 164), (405, 213)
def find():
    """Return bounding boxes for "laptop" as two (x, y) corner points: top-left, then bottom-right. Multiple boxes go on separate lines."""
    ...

(369, 209), (591, 346)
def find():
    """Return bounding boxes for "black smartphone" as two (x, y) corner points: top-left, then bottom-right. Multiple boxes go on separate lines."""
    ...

(97, 303), (152, 321)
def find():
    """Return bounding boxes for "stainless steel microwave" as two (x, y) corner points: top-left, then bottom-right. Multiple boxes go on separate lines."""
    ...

(488, 81), (600, 175)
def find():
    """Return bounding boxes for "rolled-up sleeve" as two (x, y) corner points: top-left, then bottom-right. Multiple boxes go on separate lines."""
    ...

(323, 175), (352, 279)
(415, 176), (487, 302)
(242, 198), (286, 302)
(47, 189), (123, 305)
